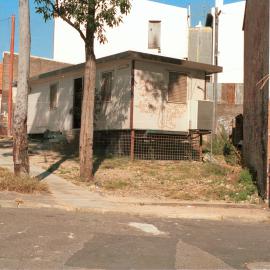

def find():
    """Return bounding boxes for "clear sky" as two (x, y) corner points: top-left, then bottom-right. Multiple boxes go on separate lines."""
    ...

(0, 0), (242, 60)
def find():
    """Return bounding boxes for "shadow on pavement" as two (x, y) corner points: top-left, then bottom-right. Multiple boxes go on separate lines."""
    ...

(36, 156), (69, 180)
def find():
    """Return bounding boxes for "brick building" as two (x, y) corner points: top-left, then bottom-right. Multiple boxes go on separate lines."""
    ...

(0, 52), (71, 135)
(243, 0), (269, 202)
(0, 63), (3, 111)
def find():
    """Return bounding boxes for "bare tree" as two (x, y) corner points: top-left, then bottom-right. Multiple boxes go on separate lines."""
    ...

(13, 0), (31, 175)
(35, 0), (131, 181)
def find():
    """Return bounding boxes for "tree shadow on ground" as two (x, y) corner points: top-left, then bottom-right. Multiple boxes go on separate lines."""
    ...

(35, 156), (70, 181)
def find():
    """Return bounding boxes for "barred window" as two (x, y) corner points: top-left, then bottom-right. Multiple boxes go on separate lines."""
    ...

(101, 71), (113, 102)
(168, 72), (187, 103)
(50, 83), (58, 110)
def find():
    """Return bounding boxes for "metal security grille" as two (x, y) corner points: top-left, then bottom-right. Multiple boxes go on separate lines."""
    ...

(94, 130), (131, 157)
(134, 131), (200, 161)
(93, 130), (201, 161)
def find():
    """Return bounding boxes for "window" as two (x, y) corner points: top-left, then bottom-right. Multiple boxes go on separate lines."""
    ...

(148, 21), (161, 49)
(101, 71), (113, 102)
(168, 72), (187, 103)
(50, 83), (58, 110)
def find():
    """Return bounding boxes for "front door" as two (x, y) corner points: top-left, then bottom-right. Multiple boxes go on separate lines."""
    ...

(73, 77), (83, 129)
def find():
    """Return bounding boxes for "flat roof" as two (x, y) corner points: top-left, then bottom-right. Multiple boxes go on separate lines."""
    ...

(30, 50), (222, 82)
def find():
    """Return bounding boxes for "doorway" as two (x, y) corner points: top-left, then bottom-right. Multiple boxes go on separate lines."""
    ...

(73, 77), (83, 129)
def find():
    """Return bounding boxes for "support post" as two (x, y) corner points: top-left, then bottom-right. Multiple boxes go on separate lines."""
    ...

(130, 60), (135, 160)
(199, 134), (203, 161)
(8, 15), (15, 136)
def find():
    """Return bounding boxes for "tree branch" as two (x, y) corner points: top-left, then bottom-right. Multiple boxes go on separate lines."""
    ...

(61, 16), (86, 42)
(52, 0), (86, 42)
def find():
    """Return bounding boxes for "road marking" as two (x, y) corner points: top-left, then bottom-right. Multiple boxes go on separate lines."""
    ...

(246, 262), (270, 270)
(175, 240), (235, 269)
(128, 222), (166, 235)
(68, 232), (75, 239)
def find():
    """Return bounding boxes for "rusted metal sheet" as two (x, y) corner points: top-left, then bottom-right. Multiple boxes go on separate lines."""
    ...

(206, 83), (244, 105)
(221, 83), (235, 104)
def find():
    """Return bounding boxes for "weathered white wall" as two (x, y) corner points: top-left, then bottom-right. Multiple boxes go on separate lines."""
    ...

(214, 1), (245, 83)
(133, 61), (205, 132)
(95, 60), (131, 130)
(53, 0), (188, 64)
(28, 75), (76, 134)
(28, 60), (132, 133)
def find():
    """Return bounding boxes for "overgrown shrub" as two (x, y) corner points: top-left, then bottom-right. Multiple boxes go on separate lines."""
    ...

(209, 126), (240, 165)
(230, 169), (257, 202)
(0, 167), (49, 193)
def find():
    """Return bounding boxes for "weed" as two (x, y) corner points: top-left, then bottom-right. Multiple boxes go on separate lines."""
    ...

(207, 126), (240, 165)
(238, 169), (253, 184)
(103, 180), (129, 190)
(203, 163), (230, 177)
(0, 167), (49, 193)
(228, 169), (257, 202)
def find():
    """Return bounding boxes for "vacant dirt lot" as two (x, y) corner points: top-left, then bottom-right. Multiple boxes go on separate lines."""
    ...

(26, 139), (259, 204)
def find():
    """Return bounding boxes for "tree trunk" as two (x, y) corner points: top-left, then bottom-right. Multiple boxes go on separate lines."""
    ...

(79, 44), (96, 181)
(13, 0), (30, 175)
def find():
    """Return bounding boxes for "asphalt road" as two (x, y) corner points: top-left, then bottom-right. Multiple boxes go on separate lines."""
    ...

(0, 208), (270, 270)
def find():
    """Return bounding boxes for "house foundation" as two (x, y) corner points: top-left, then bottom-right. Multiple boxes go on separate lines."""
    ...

(93, 129), (202, 161)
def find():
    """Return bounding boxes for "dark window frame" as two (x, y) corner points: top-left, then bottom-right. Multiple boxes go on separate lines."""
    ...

(167, 72), (187, 104)
(100, 71), (113, 102)
(49, 83), (59, 110)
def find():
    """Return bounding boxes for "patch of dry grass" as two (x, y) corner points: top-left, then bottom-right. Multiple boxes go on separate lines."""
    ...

(0, 167), (49, 194)
(25, 140), (259, 203)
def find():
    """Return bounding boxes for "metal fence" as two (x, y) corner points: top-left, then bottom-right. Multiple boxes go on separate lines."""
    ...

(94, 130), (201, 161)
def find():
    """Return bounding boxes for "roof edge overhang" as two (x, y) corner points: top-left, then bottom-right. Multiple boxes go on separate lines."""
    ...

(30, 50), (223, 83)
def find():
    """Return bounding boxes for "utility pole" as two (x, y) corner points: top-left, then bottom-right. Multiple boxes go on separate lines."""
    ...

(210, 6), (221, 160)
(7, 15), (15, 136)
(213, 7), (221, 135)
(13, 0), (30, 175)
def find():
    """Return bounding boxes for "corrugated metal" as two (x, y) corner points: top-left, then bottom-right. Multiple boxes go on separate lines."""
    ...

(221, 83), (235, 104)
(217, 84), (222, 103)
(188, 27), (213, 64)
(235, 83), (244, 104)
(206, 82), (243, 105)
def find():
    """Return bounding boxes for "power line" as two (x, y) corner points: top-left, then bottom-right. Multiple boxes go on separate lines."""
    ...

(0, 17), (11, 23)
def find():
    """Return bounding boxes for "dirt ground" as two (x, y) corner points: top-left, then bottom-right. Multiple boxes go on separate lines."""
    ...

(25, 139), (260, 204)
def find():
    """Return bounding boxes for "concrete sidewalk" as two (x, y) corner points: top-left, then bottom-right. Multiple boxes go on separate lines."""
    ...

(0, 146), (270, 222)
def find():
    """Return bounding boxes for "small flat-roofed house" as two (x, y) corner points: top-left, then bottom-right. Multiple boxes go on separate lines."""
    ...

(28, 51), (222, 160)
